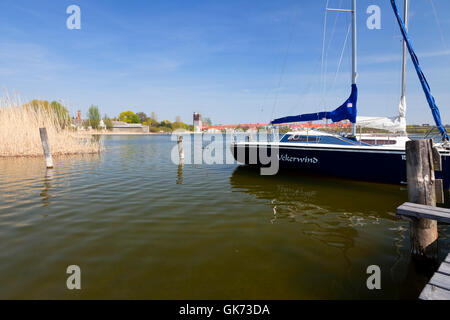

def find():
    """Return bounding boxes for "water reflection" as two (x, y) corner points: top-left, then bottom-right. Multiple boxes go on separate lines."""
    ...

(397, 257), (438, 298)
(40, 169), (53, 208)
(0, 154), (102, 211)
(389, 224), (408, 281)
(0, 135), (446, 299)
(230, 166), (406, 220)
(177, 163), (184, 185)
(230, 165), (411, 272)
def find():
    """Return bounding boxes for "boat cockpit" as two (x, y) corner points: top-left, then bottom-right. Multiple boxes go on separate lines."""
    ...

(279, 130), (411, 148)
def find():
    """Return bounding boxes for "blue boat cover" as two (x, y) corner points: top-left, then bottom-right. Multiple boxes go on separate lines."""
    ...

(391, 0), (449, 141)
(271, 84), (358, 125)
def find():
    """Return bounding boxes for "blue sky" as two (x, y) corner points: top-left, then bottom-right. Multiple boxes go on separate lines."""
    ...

(1, 0), (450, 125)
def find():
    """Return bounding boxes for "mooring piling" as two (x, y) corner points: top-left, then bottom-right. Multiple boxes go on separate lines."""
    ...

(397, 139), (450, 298)
(39, 128), (54, 169)
(177, 135), (184, 163)
(405, 139), (438, 259)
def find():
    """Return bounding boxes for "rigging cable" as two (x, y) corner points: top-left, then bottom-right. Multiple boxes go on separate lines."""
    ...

(428, 0), (448, 51)
(319, 0), (330, 109)
(322, 0), (344, 107)
(285, 50), (323, 116)
(427, 0), (449, 137)
(269, 0), (302, 123)
(331, 23), (351, 92)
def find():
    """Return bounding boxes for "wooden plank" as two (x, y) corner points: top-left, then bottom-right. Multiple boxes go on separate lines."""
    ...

(419, 254), (450, 300)
(420, 284), (450, 300)
(400, 202), (450, 214)
(400, 204), (450, 220)
(400, 203), (450, 218)
(437, 262), (450, 276)
(397, 202), (450, 224)
(429, 272), (450, 291)
(433, 146), (442, 172)
(435, 179), (444, 204)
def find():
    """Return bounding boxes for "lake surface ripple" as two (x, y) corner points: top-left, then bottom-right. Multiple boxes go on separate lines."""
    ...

(0, 135), (448, 299)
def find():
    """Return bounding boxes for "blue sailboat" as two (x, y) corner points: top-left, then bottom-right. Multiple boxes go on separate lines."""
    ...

(231, 0), (450, 188)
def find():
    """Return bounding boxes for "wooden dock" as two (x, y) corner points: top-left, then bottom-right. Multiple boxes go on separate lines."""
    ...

(419, 253), (450, 300)
(397, 202), (450, 300)
(397, 202), (450, 224)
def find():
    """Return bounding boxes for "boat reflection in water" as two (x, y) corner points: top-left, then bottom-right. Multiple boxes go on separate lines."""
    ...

(229, 165), (410, 253)
(230, 165), (407, 223)
(229, 165), (446, 298)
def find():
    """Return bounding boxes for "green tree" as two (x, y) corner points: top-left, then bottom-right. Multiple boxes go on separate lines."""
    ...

(172, 121), (188, 130)
(88, 105), (101, 130)
(136, 112), (147, 123)
(103, 114), (113, 131)
(130, 114), (140, 123)
(151, 118), (160, 127)
(160, 120), (172, 129)
(119, 111), (140, 123)
(50, 101), (71, 128)
(27, 99), (71, 129)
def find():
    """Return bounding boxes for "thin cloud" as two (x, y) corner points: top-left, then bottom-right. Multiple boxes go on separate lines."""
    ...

(361, 49), (450, 65)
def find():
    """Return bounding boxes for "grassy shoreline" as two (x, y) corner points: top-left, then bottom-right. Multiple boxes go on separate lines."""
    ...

(0, 99), (102, 158)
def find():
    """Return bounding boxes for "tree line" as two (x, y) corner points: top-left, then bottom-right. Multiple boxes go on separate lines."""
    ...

(25, 100), (192, 132)
(115, 111), (192, 133)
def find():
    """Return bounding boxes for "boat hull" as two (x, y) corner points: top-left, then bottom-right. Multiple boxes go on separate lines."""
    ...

(231, 143), (450, 188)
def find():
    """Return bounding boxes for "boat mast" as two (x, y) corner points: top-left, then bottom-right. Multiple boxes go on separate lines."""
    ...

(399, 0), (409, 132)
(351, 0), (357, 136)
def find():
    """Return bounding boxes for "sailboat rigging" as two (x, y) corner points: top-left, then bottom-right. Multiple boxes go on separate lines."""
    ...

(231, 0), (450, 188)
(272, 0), (359, 135)
(390, 0), (449, 141)
(357, 0), (409, 134)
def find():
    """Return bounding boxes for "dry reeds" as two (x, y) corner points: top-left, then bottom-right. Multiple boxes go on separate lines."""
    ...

(0, 94), (101, 157)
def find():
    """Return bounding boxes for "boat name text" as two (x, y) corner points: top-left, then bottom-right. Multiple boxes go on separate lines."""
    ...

(278, 154), (318, 164)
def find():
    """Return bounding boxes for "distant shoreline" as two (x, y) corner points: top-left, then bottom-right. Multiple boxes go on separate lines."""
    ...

(97, 132), (172, 135)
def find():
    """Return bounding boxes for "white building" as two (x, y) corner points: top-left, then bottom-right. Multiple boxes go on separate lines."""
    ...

(112, 121), (149, 133)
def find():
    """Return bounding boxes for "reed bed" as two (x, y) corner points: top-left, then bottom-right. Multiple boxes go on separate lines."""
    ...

(0, 96), (101, 157)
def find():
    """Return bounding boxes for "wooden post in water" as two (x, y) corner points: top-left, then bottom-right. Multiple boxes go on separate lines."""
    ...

(177, 135), (184, 163)
(39, 128), (54, 169)
(406, 139), (438, 259)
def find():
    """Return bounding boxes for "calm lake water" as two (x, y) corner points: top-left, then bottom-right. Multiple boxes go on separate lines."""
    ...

(0, 134), (449, 299)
